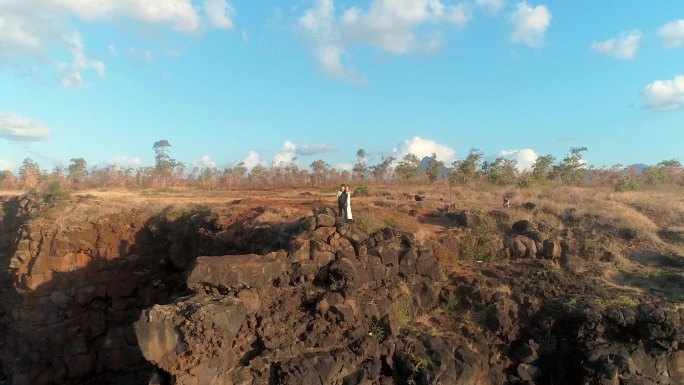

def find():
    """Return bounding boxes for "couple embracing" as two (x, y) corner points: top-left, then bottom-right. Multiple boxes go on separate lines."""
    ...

(337, 184), (353, 221)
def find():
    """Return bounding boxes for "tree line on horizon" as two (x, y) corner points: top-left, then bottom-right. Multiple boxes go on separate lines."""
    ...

(0, 140), (682, 193)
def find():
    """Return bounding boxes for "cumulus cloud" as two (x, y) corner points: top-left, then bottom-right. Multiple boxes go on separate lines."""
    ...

(242, 141), (336, 171)
(336, 163), (353, 172)
(509, 1), (551, 47)
(0, 0), (236, 85)
(111, 156), (142, 168)
(242, 150), (263, 171)
(0, 112), (52, 141)
(298, 0), (472, 82)
(396, 137), (455, 162)
(0, 159), (14, 171)
(273, 141), (297, 166)
(590, 30), (642, 60)
(204, 0), (235, 29)
(643, 75), (684, 111)
(193, 155), (216, 169)
(476, 0), (507, 14)
(659, 20), (684, 48)
(297, 143), (337, 156)
(497, 148), (538, 171)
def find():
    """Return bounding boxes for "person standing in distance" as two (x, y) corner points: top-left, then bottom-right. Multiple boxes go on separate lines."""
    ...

(343, 185), (353, 221)
(337, 184), (347, 218)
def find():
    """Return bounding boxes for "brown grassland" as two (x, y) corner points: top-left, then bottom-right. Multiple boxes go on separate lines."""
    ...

(2, 182), (683, 302)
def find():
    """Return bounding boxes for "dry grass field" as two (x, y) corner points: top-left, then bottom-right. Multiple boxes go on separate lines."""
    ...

(3, 183), (683, 302)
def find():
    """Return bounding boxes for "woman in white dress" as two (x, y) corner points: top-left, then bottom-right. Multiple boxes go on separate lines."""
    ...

(344, 186), (353, 221)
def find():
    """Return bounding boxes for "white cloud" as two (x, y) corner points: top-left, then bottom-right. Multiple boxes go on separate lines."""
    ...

(53, 0), (203, 32)
(108, 44), (117, 56)
(0, 112), (52, 141)
(659, 20), (684, 48)
(298, 0), (472, 82)
(0, 0), (236, 84)
(242, 150), (263, 171)
(204, 0), (235, 29)
(59, 33), (106, 87)
(498, 148), (538, 171)
(128, 48), (154, 65)
(273, 141), (297, 166)
(643, 75), (684, 111)
(476, 0), (507, 14)
(396, 136), (455, 162)
(336, 163), (353, 172)
(0, 159), (14, 171)
(297, 143), (336, 155)
(590, 30), (642, 60)
(509, 1), (551, 47)
(193, 155), (216, 169)
(241, 30), (249, 43)
(111, 156), (142, 168)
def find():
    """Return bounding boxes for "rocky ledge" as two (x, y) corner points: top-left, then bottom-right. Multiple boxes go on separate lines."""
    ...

(134, 211), (684, 385)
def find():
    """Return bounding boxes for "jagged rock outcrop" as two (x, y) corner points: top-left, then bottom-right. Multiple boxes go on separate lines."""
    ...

(2, 196), (684, 385)
(134, 213), (448, 384)
(134, 213), (684, 385)
(0, 196), (301, 384)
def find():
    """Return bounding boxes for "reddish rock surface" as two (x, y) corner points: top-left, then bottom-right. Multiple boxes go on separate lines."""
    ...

(0, 195), (683, 385)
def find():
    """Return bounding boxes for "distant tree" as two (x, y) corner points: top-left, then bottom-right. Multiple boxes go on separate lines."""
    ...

(487, 158), (518, 185)
(226, 162), (248, 188)
(371, 156), (396, 182)
(309, 159), (330, 187)
(395, 153), (421, 181)
(298, 169), (310, 185)
(531, 154), (555, 181)
(658, 159), (682, 169)
(0, 171), (16, 189)
(68, 158), (88, 189)
(153, 140), (177, 186)
(340, 170), (351, 183)
(426, 153), (444, 184)
(18, 158), (41, 189)
(285, 158), (300, 185)
(49, 165), (67, 189)
(249, 165), (268, 189)
(223, 162), (247, 188)
(198, 167), (220, 189)
(328, 168), (340, 184)
(353, 149), (369, 181)
(173, 162), (187, 186)
(644, 159), (683, 186)
(553, 146), (588, 185)
(449, 149), (483, 185)
(135, 166), (155, 188)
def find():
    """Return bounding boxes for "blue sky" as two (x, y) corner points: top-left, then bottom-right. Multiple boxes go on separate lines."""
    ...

(1, 0), (683, 173)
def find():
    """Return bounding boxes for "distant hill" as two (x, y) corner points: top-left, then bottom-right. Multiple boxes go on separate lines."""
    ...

(628, 163), (649, 175)
(419, 156), (450, 176)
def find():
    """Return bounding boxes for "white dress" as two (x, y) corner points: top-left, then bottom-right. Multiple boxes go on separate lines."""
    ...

(345, 192), (353, 220)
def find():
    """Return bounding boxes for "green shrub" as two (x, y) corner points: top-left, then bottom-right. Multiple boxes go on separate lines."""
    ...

(579, 234), (603, 260)
(43, 182), (70, 201)
(354, 184), (370, 197)
(459, 217), (503, 262)
(440, 294), (460, 311)
(517, 176), (534, 189)
(615, 176), (640, 192)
